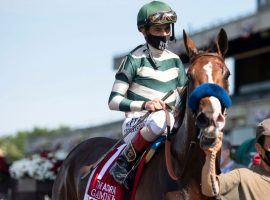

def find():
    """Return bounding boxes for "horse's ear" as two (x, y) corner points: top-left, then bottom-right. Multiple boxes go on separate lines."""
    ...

(216, 28), (228, 57)
(183, 29), (198, 58)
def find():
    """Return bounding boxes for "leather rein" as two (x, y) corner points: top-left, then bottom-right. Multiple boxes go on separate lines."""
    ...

(164, 108), (198, 181)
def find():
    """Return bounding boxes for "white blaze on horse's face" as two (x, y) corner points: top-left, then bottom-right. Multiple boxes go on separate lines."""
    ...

(209, 96), (225, 130)
(202, 61), (226, 131)
(207, 96), (226, 131)
(203, 62), (214, 83)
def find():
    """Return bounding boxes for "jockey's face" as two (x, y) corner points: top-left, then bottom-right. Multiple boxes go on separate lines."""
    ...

(256, 136), (270, 171)
(263, 136), (270, 151)
(148, 24), (171, 37)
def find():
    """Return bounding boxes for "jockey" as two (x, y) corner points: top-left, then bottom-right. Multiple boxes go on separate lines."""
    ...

(108, 1), (187, 189)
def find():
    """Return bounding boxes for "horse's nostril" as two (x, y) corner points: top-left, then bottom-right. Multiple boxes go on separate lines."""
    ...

(196, 112), (210, 128)
(217, 113), (225, 123)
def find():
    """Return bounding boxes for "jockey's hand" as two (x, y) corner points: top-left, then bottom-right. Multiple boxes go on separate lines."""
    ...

(202, 132), (223, 156)
(145, 99), (166, 112)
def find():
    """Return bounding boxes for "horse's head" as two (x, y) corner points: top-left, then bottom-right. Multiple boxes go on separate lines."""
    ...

(183, 29), (231, 147)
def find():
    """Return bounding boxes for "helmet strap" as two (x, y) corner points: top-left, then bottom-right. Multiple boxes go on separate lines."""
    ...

(170, 23), (176, 42)
(146, 44), (159, 70)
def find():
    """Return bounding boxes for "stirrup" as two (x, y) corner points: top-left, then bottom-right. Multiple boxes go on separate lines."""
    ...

(110, 143), (137, 189)
(109, 157), (131, 189)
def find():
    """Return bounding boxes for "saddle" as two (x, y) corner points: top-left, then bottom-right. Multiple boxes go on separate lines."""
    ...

(83, 107), (176, 200)
(83, 137), (166, 200)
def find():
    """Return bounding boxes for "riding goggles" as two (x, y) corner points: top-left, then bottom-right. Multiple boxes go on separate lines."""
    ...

(148, 11), (177, 25)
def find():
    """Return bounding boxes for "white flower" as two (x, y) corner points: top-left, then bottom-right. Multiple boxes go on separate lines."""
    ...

(54, 150), (67, 160)
(9, 152), (63, 181)
(9, 158), (32, 179)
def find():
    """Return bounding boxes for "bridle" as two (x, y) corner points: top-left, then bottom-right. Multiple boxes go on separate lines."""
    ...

(165, 52), (227, 181)
(189, 52), (225, 65)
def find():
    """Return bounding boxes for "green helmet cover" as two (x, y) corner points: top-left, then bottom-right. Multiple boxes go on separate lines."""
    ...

(137, 1), (176, 29)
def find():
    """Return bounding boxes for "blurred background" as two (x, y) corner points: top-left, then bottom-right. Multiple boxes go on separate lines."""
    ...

(0, 0), (270, 199)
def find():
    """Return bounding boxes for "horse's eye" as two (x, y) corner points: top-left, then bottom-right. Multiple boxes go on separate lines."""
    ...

(224, 71), (231, 80)
(187, 73), (192, 80)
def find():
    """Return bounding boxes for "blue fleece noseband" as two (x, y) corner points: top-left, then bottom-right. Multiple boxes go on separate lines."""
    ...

(188, 83), (231, 111)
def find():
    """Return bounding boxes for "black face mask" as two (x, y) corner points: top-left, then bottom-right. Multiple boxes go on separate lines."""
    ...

(261, 148), (270, 167)
(146, 33), (168, 51)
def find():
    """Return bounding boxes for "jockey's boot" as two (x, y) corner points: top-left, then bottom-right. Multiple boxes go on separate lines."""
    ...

(109, 130), (150, 189)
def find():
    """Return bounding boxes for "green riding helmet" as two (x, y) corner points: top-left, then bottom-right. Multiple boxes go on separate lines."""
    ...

(137, 1), (177, 30)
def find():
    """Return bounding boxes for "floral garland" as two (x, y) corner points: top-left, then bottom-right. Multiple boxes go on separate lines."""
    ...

(9, 150), (67, 181)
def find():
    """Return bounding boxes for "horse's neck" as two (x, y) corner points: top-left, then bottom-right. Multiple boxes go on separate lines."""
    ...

(167, 108), (205, 198)
(173, 109), (196, 157)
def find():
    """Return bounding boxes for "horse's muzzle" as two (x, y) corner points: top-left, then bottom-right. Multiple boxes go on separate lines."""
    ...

(196, 111), (225, 148)
(196, 111), (211, 129)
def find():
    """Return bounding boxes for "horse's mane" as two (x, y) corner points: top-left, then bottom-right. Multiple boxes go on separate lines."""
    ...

(175, 81), (189, 128)
(177, 81), (188, 111)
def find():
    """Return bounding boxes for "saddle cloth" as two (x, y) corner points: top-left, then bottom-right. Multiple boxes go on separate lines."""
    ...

(84, 137), (166, 200)
(84, 144), (126, 200)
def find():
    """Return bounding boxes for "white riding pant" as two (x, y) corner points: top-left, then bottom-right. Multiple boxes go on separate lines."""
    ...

(122, 110), (175, 143)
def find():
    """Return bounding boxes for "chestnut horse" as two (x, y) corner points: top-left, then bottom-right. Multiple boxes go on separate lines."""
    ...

(52, 29), (231, 200)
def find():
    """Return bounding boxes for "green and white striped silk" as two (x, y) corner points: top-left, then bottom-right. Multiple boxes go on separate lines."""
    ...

(108, 44), (187, 118)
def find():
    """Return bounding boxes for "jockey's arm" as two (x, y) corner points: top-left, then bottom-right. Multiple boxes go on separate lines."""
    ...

(108, 73), (165, 112)
(201, 134), (223, 197)
(108, 78), (144, 112)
